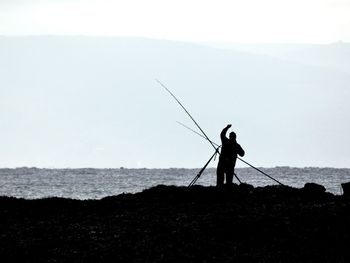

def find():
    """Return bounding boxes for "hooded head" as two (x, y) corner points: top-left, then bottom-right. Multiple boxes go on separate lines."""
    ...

(229, 131), (236, 140)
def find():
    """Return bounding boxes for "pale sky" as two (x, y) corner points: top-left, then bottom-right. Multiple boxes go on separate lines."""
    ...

(1, 0), (350, 43)
(1, 0), (350, 169)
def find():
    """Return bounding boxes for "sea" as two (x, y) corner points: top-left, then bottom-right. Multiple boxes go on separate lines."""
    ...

(1, 167), (350, 200)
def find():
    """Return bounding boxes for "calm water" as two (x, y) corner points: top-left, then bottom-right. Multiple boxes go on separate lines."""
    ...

(0, 167), (350, 199)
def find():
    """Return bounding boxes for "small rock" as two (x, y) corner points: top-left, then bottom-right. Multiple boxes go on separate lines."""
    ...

(303, 183), (326, 193)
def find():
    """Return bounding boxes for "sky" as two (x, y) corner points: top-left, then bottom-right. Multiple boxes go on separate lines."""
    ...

(1, 0), (350, 169)
(1, 0), (350, 43)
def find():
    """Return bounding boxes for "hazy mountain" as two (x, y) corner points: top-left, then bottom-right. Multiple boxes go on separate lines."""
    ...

(204, 41), (350, 74)
(1, 36), (349, 168)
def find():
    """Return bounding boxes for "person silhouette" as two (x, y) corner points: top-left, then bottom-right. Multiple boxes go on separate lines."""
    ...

(217, 124), (245, 186)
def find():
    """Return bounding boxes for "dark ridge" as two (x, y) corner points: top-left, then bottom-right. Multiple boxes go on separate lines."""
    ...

(0, 184), (349, 262)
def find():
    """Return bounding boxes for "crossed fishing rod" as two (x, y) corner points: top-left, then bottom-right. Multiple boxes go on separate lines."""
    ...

(156, 79), (285, 187)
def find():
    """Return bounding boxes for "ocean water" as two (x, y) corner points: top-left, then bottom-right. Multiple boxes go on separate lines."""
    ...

(0, 167), (350, 199)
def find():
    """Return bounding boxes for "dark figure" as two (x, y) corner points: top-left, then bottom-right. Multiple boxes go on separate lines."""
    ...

(217, 124), (245, 186)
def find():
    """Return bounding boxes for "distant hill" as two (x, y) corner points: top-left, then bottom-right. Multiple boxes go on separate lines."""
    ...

(204, 41), (350, 74)
(1, 36), (349, 168)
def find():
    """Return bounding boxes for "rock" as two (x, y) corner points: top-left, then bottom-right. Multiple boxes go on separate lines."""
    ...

(303, 183), (326, 193)
(341, 182), (350, 196)
(1, 184), (348, 263)
(238, 183), (254, 193)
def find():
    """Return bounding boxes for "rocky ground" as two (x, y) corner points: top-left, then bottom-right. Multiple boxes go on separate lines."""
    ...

(0, 183), (349, 262)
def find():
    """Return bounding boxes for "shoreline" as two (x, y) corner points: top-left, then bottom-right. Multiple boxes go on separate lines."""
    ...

(1, 167), (350, 198)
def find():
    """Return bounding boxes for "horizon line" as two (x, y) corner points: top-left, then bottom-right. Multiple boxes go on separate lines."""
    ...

(0, 34), (348, 45)
(1, 166), (350, 170)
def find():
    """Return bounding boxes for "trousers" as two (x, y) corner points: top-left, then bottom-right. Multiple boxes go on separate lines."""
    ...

(216, 159), (235, 186)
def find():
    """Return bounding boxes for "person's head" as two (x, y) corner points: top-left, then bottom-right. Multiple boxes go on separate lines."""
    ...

(229, 131), (236, 140)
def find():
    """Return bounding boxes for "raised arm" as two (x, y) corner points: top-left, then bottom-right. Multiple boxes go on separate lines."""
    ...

(220, 124), (232, 141)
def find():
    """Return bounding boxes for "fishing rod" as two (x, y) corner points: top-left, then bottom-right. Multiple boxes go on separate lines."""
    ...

(188, 146), (221, 187)
(177, 121), (219, 148)
(156, 79), (219, 154)
(157, 79), (240, 185)
(177, 121), (285, 186)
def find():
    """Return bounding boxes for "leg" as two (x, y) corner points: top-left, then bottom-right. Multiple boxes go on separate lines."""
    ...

(226, 172), (233, 185)
(216, 162), (225, 187)
(226, 166), (234, 185)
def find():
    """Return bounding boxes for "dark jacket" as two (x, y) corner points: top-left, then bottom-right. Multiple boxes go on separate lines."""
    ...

(219, 126), (245, 167)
